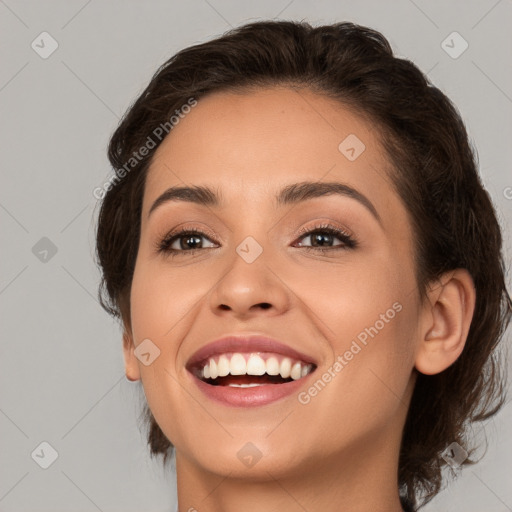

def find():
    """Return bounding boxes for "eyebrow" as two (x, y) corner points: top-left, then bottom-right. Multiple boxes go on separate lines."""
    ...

(148, 181), (381, 224)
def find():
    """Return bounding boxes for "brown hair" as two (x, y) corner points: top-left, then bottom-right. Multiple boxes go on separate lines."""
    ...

(95, 20), (511, 511)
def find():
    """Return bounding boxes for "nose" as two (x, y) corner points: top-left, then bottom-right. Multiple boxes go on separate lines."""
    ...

(208, 244), (290, 319)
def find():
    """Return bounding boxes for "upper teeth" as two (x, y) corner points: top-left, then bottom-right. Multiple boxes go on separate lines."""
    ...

(199, 353), (313, 381)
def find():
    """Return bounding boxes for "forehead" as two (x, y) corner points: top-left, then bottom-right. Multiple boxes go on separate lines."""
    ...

(143, 86), (400, 221)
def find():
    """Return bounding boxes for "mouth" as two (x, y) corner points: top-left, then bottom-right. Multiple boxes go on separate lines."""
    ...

(186, 335), (318, 407)
(190, 352), (316, 387)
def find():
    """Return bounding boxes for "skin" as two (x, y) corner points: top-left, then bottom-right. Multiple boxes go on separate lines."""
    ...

(122, 86), (476, 512)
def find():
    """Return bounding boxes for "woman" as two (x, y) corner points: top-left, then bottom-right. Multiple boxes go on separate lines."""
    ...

(95, 20), (511, 511)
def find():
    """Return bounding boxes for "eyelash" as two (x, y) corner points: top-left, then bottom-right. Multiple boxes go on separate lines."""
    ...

(156, 222), (358, 257)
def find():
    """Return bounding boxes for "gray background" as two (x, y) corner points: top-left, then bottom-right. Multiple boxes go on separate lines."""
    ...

(1, 0), (511, 511)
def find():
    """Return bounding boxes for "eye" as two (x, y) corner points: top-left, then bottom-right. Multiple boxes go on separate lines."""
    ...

(157, 228), (217, 255)
(156, 222), (357, 258)
(294, 223), (357, 252)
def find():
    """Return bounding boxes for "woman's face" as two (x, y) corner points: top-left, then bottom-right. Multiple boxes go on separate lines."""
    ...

(124, 86), (421, 479)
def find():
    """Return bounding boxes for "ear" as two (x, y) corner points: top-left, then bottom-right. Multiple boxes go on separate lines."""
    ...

(415, 269), (476, 375)
(123, 330), (141, 382)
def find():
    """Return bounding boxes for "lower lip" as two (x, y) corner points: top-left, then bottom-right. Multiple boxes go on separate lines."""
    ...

(190, 373), (314, 407)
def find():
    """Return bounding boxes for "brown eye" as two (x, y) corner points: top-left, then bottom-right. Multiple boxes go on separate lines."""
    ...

(294, 224), (357, 251)
(158, 229), (217, 255)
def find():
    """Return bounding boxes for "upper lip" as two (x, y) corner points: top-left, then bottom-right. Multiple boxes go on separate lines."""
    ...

(186, 334), (318, 369)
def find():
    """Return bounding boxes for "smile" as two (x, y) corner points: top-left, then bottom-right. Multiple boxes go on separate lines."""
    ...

(186, 334), (318, 407)
(192, 352), (315, 387)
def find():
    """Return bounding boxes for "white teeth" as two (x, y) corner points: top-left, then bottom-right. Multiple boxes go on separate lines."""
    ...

(290, 362), (302, 380)
(279, 358), (292, 379)
(266, 356), (280, 375)
(209, 359), (218, 379)
(198, 353), (314, 381)
(228, 383), (262, 388)
(217, 355), (230, 377)
(230, 353), (247, 375)
(246, 354), (266, 375)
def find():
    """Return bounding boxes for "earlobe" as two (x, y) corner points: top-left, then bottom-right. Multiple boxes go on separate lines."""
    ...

(415, 269), (476, 376)
(123, 331), (141, 382)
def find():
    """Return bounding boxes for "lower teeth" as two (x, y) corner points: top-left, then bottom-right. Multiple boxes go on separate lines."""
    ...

(227, 383), (263, 388)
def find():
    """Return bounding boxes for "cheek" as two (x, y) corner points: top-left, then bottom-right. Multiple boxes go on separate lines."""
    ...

(293, 301), (417, 454)
(127, 261), (199, 407)
(127, 262), (202, 444)
(289, 246), (409, 339)
(302, 249), (416, 410)
(129, 259), (206, 343)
